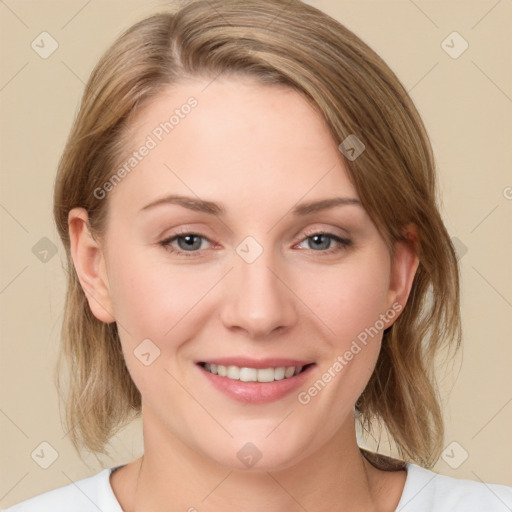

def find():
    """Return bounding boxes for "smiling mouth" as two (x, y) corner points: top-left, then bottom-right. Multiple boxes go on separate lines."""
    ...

(198, 362), (315, 383)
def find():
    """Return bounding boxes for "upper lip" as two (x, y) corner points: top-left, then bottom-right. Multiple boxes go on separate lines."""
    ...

(196, 357), (315, 369)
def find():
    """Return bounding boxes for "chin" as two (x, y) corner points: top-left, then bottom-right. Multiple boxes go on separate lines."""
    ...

(201, 433), (313, 473)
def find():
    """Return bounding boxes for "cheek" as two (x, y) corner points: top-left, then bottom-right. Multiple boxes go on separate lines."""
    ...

(106, 243), (204, 336)
(104, 246), (204, 391)
(293, 252), (391, 419)
(300, 247), (391, 344)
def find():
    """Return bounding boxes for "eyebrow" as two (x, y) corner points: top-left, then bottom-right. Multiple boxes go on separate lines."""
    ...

(139, 194), (362, 216)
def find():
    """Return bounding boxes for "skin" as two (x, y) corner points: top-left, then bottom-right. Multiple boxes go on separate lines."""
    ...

(69, 77), (419, 512)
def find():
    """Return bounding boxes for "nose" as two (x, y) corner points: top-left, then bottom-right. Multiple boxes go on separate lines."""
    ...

(219, 245), (298, 339)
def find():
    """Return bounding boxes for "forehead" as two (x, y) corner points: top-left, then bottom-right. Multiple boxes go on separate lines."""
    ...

(108, 77), (358, 215)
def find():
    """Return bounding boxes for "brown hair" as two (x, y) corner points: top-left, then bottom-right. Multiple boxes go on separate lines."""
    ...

(53, 0), (461, 468)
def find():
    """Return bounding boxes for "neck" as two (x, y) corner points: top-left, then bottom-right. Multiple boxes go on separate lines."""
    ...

(126, 408), (397, 512)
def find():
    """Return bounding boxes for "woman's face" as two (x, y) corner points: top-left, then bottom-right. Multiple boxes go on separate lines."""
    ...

(75, 77), (416, 471)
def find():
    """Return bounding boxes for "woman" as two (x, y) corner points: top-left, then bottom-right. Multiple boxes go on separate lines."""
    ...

(6, 0), (511, 510)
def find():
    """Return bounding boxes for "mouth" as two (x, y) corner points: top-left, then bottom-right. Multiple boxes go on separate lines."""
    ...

(198, 362), (315, 383)
(194, 357), (316, 404)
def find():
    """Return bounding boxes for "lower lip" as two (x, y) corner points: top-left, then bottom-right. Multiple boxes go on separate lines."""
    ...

(197, 364), (315, 404)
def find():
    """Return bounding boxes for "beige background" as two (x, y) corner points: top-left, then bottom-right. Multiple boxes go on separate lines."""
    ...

(1, 0), (511, 508)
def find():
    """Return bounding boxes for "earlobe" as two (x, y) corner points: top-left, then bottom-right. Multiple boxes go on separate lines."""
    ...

(68, 207), (115, 323)
(386, 224), (420, 324)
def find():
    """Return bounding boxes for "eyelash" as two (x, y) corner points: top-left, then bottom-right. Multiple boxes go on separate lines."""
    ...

(159, 228), (352, 258)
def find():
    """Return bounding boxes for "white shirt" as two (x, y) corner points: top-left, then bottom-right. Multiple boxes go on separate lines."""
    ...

(3, 462), (511, 511)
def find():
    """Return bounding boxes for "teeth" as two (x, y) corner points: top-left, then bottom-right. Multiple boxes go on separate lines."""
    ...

(203, 363), (305, 382)
(239, 367), (257, 382)
(284, 366), (296, 378)
(227, 365), (239, 379)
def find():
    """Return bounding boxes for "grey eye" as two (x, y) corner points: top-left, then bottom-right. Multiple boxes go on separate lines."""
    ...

(176, 234), (204, 251)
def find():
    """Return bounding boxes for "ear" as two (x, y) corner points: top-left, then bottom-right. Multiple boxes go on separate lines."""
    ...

(385, 223), (419, 325)
(68, 207), (115, 323)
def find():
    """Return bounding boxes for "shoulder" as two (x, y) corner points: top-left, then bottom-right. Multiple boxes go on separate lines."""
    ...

(2, 467), (123, 512)
(397, 463), (512, 511)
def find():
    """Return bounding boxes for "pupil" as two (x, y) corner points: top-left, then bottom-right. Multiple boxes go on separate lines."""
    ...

(179, 235), (201, 250)
(311, 234), (329, 250)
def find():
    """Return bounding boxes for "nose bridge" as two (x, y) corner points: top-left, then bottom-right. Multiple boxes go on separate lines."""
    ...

(220, 236), (297, 337)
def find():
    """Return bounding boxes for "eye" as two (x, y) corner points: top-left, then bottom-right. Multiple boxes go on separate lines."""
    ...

(296, 231), (352, 254)
(159, 232), (213, 257)
(159, 229), (352, 258)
